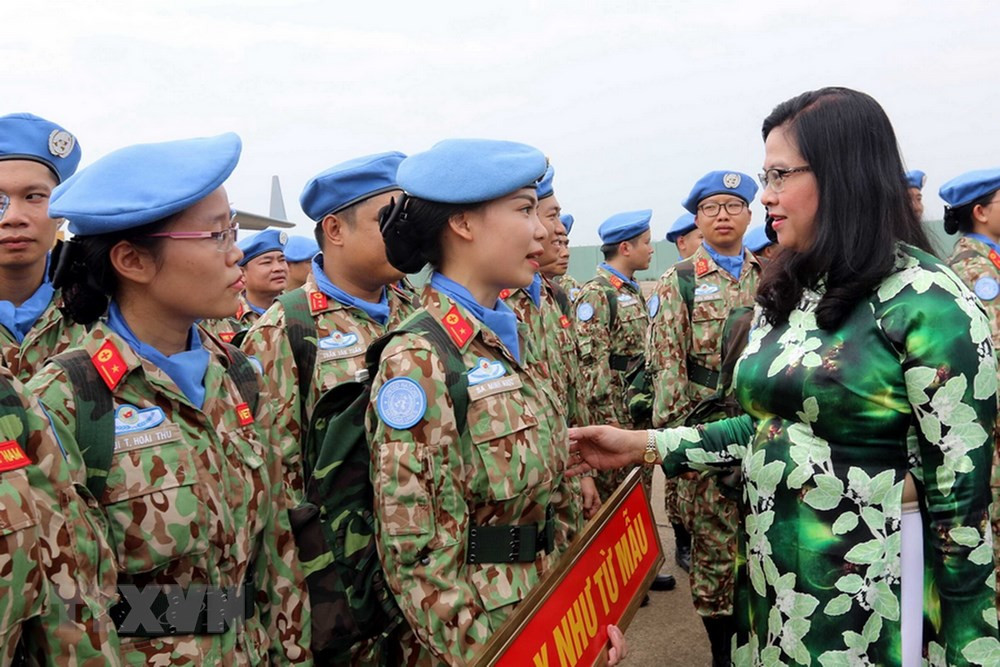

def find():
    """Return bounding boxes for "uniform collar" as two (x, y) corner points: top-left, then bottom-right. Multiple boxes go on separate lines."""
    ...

(691, 244), (760, 279)
(598, 263), (640, 291)
(964, 233), (1000, 256)
(309, 255), (390, 325)
(427, 274), (521, 364)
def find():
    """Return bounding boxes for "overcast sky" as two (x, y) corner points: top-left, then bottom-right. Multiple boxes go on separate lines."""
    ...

(6, 1), (999, 243)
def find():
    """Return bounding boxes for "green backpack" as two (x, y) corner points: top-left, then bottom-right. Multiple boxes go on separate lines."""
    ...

(278, 291), (468, 665)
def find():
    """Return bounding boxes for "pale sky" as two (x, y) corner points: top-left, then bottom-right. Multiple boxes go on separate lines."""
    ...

(6, 1), (999, 243)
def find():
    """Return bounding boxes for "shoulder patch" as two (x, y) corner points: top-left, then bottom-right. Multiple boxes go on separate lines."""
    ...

(309, 291), (329, 313)
(441, 305), (474, 347)
(608, 275), (624, 289)
(989, 250), (1000, 272)
(695, 258), (710, 277)
(0, 440), (30, 473)
(577, 302), (595, 322)
(568, 287), (581, 301)
(647, 294), (660, 318)
(91, 340), (128, 390)
(974, 276), (999, 301)
(376, 377), (427, 429)
(559, 314), (571, 329)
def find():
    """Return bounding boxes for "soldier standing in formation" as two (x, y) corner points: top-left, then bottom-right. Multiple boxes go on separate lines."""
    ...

(554, 213), (582, 300)
(665, 212), (702, 261)
(30, 134), (311, 664)
(0, 113), (89, 381)
(645, 170), (762, 666)
(282, 235), (320, 291)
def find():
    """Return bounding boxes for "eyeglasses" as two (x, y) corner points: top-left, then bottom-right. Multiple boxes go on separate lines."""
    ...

(145, 221), (240, 252)
(0, 193), (8, 220)
(698, 200), (747, 217)
(758, 166), (811, 193)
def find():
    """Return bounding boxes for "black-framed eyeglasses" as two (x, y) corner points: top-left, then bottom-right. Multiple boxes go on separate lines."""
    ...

(758, 166), (811, 193)
(0, 193), (8, 220)
(698, 200), (747, 217)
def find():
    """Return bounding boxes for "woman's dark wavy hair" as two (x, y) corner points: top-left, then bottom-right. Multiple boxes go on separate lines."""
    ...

(756, 87), (934, 330)
(379, 195), (478, 274)
(51, 216), (172, 325)
(943, 190), (999, 235)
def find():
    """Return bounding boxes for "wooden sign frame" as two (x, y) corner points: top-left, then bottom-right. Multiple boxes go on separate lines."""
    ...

(473, 468), (664, 666)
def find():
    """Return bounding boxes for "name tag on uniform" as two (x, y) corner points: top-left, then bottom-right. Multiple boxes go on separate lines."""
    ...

(693, 283), (722, 303)
(468, 374), (523, 401)
(317, 331), (365, 361)
(113, 404), (182, 453)
(114, 423), (183, 453)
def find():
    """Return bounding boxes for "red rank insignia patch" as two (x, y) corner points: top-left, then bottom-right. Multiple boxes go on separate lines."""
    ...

(499, 289), (511, 300)
(560, 315), (571, 329)
(91, 340), (128, 390)
(236, 402), (254, 426)
(0, 440), (30, 472)
(309, 291), (329, 313)
(695, 258), (710, 277)
(218, 331), (236, 343)
(989, 250), (1000, 272)
(608, 275), (623, 289)
(442, 305), (474, 347)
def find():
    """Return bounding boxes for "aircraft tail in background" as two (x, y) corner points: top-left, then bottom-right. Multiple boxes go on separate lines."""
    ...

(270, 175), (288, 220)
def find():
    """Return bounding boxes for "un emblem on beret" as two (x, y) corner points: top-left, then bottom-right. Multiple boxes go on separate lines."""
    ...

(48, 130), (75, 158)
(723, 173), (741, 189)
(279, 231), (289, 244)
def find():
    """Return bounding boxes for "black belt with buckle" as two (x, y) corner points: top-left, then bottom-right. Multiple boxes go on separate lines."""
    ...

(466, 505), (555, 564)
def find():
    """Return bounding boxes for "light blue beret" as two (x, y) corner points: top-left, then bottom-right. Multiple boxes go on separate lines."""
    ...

(50, 133), (241, 236)
(300, 151), (405, 221)
(940, 168), (1000, 208)
(537, 165), (555, 200)
(284, 235), (320, 262)
(560, 213), (574, 234)
(683, 170), (758, 214)
(0, 113), (81, 184)
(238, 229), (288, 266)
(665, 212), (697, 243)
(397, 139), (547, 204)
(744, 226), (774, 253)
(905, 170), (926, 190)
(599, 209), (652, 245)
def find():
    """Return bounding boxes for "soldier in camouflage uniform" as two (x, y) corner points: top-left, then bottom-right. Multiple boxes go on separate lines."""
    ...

(0, 365), (121, 665)
(646, 170), (761, 665)
(0, 113), (90, 381)
(940, 168), (1000, 621)
(370, 139), (625, 665)
(30, 133), (311, 665)
(575, 210), (654, 500)
(553, 213), (582, 300)
(665, 212), (702, 260)
(241, 151), (420, 665)
(283, 235), (320, 291)
(200, 292), (260, 343)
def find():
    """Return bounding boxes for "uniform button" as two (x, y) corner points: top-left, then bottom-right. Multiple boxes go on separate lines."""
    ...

(420, 556), (431, 566)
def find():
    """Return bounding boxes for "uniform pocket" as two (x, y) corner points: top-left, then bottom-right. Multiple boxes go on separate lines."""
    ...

(468, 391), (543, 501)
(690, 298), (727, 359)
(0, 468), (42, 636)
(103, 442), (208, 573)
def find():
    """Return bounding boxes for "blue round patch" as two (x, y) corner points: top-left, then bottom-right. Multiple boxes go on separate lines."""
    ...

(576, 302), (595, 322)
(647, 294), (660, 318)
(376, 377), (427, 430)
(974, 276), (1000, 301)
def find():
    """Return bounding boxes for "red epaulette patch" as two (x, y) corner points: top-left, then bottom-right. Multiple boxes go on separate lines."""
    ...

(218, 331), (236, 343)
(91, 340), (128, 390)
(499, 288), (511, 300)
(695, 258), (710, 277)
(559, 315), (571, 329)
(442, 305), (474, 347)
(236, 402), (254, 426)
(235, 303), (247, 320)
(0, 440), (30, 472)
(309, 291), (329, 314)
(608, 275), (624, 289)
(989, 250), (1000, 272)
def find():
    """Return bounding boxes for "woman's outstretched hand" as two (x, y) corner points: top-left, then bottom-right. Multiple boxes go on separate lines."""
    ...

(566, 425), (648, 476)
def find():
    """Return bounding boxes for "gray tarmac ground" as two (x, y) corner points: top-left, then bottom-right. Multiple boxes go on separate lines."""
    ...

(623, 467), (711, 667)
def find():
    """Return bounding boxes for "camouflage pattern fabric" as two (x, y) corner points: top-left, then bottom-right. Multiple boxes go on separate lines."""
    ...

(0, 366), (120, 666)
(200, 294), (260, 343)
(366, 287), (576, 664)
(29, 325), (312, 665)
(555, 274), (581, 302)
(0, 289), (89, 383)
(575, 266), (651, 499)
(947, 234), (1000, 622)
(645, 245), (761, 618)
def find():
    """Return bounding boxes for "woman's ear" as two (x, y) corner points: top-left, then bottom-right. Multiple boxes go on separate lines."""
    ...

(447, 210), (476, 242)
(109, 240), (157, 286)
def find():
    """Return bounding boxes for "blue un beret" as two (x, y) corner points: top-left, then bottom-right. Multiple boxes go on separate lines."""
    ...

(50, 133), (241, 236)
(744, 226), (774, 253)
(599, 209), (652, 245)
(300, 151), (406, 221)
(905, 170), (926, 190)
(0, 113), (81, 184)
(560, 213), (574, 235)
(537, 165), (555, 200)
(683, 170), (758, 214)
(940, 168), (1000, 209)
(397, 139), (547, 204)
(238, 229), (288, 266)
(665, 213), (697, 243)
(284, 235), (320, 262)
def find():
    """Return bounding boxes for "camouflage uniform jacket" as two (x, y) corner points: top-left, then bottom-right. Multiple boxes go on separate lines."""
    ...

(0, 289), (89, 383)
(240, 273), (418, 504)
(366, 287), (576, 665)
(575, 265), (648, 427)
(28, 325), (312, 666)
(555, 274), (581, 302)
(200, 294), (261, 343)
(647, 245), (762, 428)
(1, 367), (120, 666)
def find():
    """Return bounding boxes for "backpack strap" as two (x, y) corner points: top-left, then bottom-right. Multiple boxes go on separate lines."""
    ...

(672, 259), (723, 389)
(51, 350), (114, 501)
(949, 248), (981, 265)
(547, 279), (572, 318)
(593, 275), (619, 329)
(221, 343), (260, 415)
(277, 289), (318, 417)
(0, 374), (30, 451)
